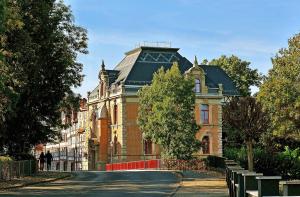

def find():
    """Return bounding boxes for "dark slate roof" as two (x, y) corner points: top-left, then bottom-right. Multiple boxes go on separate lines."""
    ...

(90, 46), (239, 96)
(125, 50), (192, 85)
(106, 70), (119, 85)
(200, 65), (240, 95)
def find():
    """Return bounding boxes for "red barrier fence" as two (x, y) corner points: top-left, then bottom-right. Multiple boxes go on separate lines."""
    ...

(106, 159), (160, 171)
(105, 159), (206, 171)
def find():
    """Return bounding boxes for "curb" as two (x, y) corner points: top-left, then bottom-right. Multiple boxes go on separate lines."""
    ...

(0, 173), (73, 191)
(170, 171), (184, 197)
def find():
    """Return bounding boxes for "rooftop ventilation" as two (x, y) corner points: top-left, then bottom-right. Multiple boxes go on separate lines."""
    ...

(135, 41), (172, 48)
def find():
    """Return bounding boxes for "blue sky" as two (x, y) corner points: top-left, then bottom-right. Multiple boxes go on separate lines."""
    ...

(65, 0), (300, 97)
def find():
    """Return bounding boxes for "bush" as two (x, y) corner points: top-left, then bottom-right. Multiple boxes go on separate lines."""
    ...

(276, 147), (300, 179)
(223, 147), (247, 168)
(253, 148), (279, 176)
(223, 147), (239, 160)
(261, 134), (300, 153)
(0, 156), (13, 162)
(224, 146), (300, 179)
(13, 153), (36, 161)
(205, 155), (226, 169)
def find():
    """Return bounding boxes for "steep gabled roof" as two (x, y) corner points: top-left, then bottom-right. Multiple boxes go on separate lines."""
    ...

(200, 65), (240, 96)
(125, 49), (192, 85)
(114, 50), (141, 84)
(88, 46), (239, 97)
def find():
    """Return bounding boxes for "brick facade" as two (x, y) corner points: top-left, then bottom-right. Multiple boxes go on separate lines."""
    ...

(84, 46), (238, 169)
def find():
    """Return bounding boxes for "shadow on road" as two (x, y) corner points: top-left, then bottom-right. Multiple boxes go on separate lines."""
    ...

(0, 171), (180, 197)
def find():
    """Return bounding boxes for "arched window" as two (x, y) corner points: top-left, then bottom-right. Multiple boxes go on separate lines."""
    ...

(195, 79), (201, 93)
(202, 136), (210, 154)
(113, 103), (118, 125)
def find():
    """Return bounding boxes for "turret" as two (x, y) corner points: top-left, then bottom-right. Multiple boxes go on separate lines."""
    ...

(98, 60), (107, 80)
(193, 55), (199, 67)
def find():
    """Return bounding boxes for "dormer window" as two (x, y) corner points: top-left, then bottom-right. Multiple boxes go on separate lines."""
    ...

(195, 78), (201, 93)
(100, 82), (104, 97)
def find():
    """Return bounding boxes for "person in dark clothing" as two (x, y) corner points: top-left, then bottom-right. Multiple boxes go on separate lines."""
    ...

(45, 151), (53, 171)
(39, 152), (45, 171)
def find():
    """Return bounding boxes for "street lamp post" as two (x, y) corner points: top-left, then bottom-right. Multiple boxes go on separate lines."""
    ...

(110, 140), (114, 171)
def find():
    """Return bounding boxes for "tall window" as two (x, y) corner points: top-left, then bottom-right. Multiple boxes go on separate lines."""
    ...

(100, 83), (104, 97)
(113, 103), (118, 125)
(113, 135), (118, 155)
(195, 79), (201, 93)
(92, 110), (97, 134)
(202, 136), (210, 154)
(201, 104), (209, 124)
(144, 139), (152, 154)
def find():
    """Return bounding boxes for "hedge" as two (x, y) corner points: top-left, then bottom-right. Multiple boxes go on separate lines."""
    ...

(224, 146), (300, 179)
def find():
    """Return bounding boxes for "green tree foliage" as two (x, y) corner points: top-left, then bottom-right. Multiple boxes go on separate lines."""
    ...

(258, 33), (300, 138)
(137, 63), (201, 160)
(0, 0), (22, 147)
(224, 146), (300, 179)
(205, 55), (262, 96)
(1, 0), (87, 155)
(223, 97), (270, 171)
(0, 0), (8, 124)
(223, 127), (244, 148)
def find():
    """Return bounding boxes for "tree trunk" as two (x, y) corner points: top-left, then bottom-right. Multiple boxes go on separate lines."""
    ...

(246, 140), (254, 171)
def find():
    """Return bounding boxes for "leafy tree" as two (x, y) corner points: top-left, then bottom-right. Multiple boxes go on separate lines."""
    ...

(1, 0), (87, 155)
(137, 63), (201, 160)
(205, 55), (262, 96)
(223, 127), (244, 148)
(258, 33), (300, 138)
(0, 0), (8, 123)
(203, 55), (262, 149)
(223, 97), (270, 171)
(0, 0), (22, 152)
(201, 58), (208, 65)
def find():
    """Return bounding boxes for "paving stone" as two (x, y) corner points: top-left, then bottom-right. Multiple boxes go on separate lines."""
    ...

(174, 171), (228, 197)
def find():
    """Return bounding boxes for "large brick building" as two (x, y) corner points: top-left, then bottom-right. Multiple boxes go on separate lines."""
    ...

(86, 45), (238, 169)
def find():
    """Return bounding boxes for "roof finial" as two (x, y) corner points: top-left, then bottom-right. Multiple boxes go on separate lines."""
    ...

(193, 55), (198, 67)
(101, 59), (105, 70)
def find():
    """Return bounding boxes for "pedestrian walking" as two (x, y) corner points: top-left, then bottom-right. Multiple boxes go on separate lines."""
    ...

(45, 151), (53, 171)
(39, 152), (45, 171)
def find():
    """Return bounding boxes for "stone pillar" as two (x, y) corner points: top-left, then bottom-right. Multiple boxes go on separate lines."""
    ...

(99, 118), (109, 163)
(218, 104), (223, 156)
(120, 96), (127, 161)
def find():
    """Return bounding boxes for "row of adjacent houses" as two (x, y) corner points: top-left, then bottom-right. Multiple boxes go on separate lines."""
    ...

(38, 45), (238, 171)
(36, 99), (89, 171)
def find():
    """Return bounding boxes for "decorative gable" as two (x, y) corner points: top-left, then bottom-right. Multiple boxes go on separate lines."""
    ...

(185, 56), (208, 94)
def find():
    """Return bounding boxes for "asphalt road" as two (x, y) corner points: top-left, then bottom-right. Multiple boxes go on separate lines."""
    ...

(0, 171), (180, 197)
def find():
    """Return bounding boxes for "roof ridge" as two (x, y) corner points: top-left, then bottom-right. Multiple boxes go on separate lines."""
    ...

(122, 50), (143, 84)
(201, 64), (221, 67)
(114, 56), (127, 70)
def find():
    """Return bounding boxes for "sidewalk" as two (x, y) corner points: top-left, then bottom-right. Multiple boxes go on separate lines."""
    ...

(174, 171), (229, 197)
(0, 171), (71, 190)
